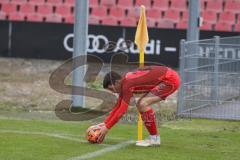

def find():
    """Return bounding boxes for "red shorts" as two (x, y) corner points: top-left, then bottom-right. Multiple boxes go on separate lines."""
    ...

(150, 68), (181, 100)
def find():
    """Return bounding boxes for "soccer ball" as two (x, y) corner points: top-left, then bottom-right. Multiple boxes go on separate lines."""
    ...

(86, 126), (100, 143)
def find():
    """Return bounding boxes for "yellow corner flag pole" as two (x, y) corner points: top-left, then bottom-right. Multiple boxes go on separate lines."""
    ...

(134, 5), (149, 142)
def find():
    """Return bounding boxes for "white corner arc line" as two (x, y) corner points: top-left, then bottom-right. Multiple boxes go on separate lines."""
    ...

(67, 140), (134, 160)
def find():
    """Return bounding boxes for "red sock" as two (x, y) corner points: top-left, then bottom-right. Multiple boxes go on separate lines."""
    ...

(140, 108), (158, 135)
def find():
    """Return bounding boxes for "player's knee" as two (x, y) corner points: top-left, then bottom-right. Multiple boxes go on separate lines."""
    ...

(136, 100), (149, 112)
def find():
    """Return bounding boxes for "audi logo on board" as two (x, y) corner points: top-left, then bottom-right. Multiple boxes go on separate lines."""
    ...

(63, 33), (162, 55)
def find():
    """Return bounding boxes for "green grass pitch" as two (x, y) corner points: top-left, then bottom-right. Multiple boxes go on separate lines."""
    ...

(0, 118), (239, 160)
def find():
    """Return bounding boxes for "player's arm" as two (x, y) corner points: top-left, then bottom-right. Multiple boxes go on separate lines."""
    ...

(97, 81), (132, 143)
(103, 94), (123, 124)
(97, 95), (131, 143)
(103, 79), (133, 129)
(104, 96), (130, 129)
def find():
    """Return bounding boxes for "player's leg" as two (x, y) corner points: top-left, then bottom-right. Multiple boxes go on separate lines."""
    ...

(135, 71), (180, 146)
(136, 92), (161, 138)
(135, 83), (176, 147)
(136, 81), (176, 134)
(136, 93), (162, 112)
(136, 92), (161, 146)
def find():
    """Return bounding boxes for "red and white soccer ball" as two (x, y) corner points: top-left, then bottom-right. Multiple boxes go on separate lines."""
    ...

(86, 125), (101, 143)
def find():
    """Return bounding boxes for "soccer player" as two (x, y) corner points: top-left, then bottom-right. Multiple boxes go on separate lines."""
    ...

(95, 65), (180, 146)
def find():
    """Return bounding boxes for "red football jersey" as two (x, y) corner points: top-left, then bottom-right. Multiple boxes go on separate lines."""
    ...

(104, 66), (179, 129)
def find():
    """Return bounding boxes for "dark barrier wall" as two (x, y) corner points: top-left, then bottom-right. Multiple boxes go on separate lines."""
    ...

(0, 21), (9, 56)
(11, 22), (73, 59)
(0, 21), (239, 67)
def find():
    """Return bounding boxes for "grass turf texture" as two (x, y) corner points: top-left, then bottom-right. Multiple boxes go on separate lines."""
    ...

(0, 118), (239, 160)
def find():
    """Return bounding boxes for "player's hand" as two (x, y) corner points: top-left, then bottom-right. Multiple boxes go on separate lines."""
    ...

(97, 124), (108, 143)
(96, 123), (105, 128)
(86, 123), (105, 133)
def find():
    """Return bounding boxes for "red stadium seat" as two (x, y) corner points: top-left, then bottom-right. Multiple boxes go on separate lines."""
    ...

(101, 17), (118, 26)
(91, 6), (107, 17)
(234, 23), (240, 32)
(109, 7), (125, 18)
(64, 14), (74, 23)
(64, 0), (74, 5)
(11, 0), (28, 4)
(215, 22), (232, 32)
(200, 0), (207, 10)
(147, 8), (162, 19)
(206, 0), (223, 12)
(224, 0), (240, 14)
(182, 11), (188, 21)
(0, 0), (10, 3)
(117, 0), (133, 9)
(157, 19), (175, 28)
(29, 0), (45, 5)
(147, 18), (157, 28)
(201, 11), (217, 23)
(47, 0), (63, 5)
(127, 7), (140, 19)
(1, 3), (17, 13)
(0, 12), (7, 20)
(89, 16), (99, 24)
(120, 17), (137, 27)
(224, 0), (240, 13)
(200, 21), (213, 30)
(171, 0), (187, 11)
(9, 12), (25, 21)
(101, 0), (116, 7)
(153, 0), (169, 11)
(164, 10), (180, 23)
(56, 4), (72, 15)
(37, 4), (53, 15)
(176, 21), (188, 29)
(238, 15), (240, 24)
(45, 14), (62, 23)
(89, 0), (99, 7)
(135, 0), (151, 8)
(219, 12), (236, 24)
(20, 3), (36, 14)
(26, 13), (44, 22)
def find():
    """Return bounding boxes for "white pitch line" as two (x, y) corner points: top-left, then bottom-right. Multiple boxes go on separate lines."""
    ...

(0, 130), (110, 146)
(67, 140), (134, 160)
(0, 128), (127, 140)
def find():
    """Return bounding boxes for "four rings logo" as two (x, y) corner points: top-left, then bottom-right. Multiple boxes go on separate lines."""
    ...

(63, 33), (162, 55)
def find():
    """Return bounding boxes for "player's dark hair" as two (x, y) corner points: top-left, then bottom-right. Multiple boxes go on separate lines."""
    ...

(103, 71), (122, 89)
